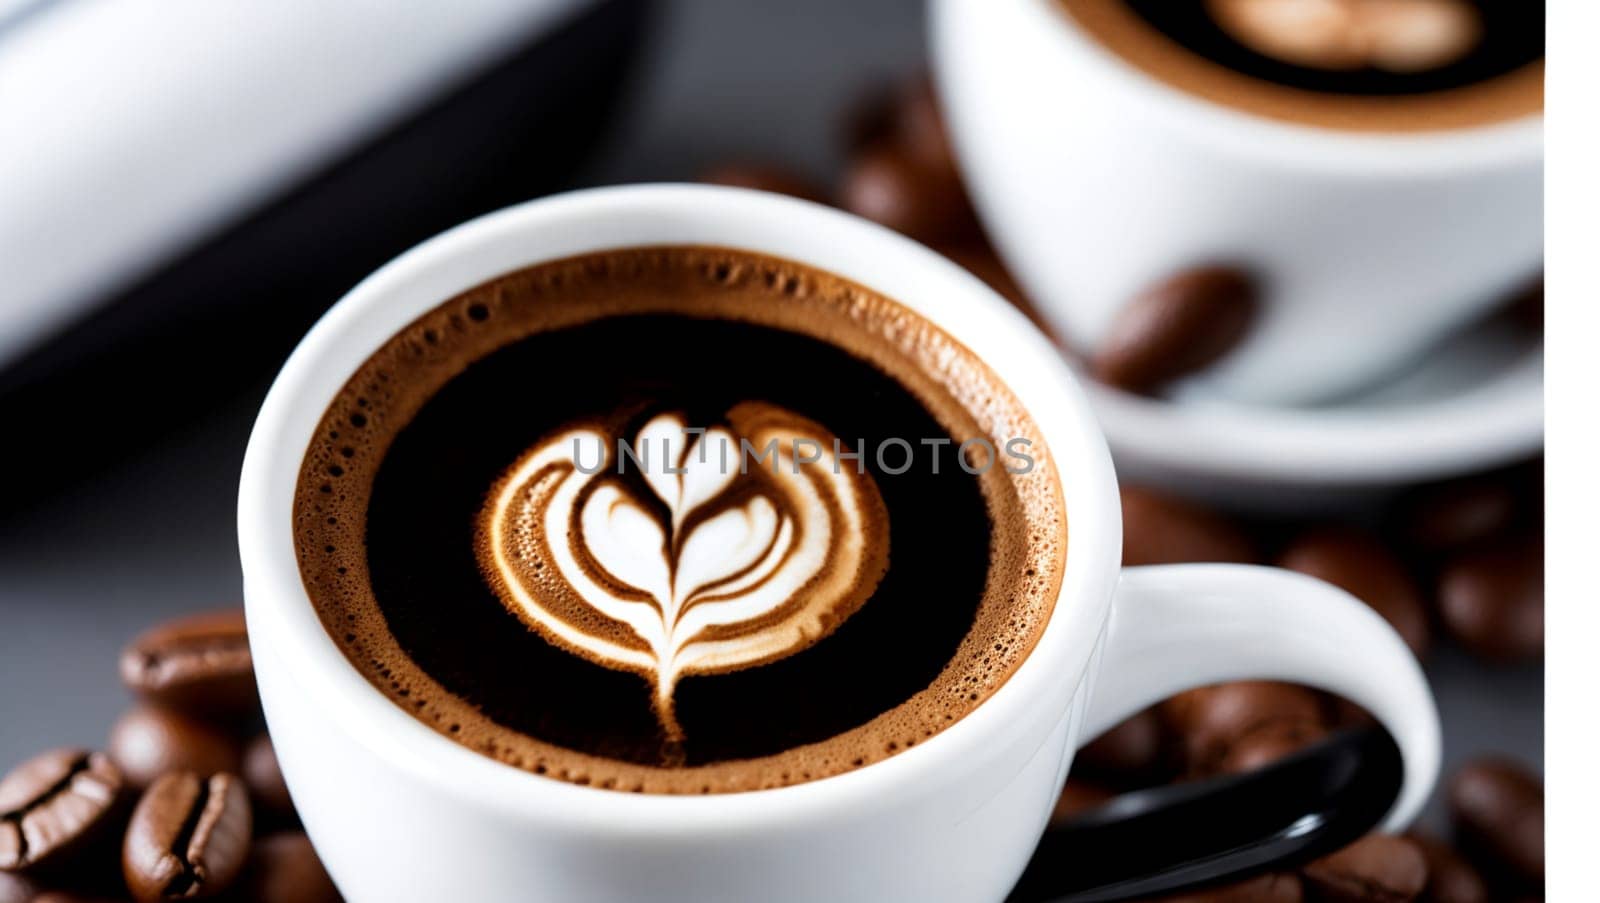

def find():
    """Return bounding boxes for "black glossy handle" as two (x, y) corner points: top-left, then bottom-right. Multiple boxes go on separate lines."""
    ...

(1009, 726), (1404, 902)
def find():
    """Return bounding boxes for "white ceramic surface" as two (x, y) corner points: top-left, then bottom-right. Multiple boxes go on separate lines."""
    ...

(931, 0), (1543, 405)
(239, 185), (1440, 902)
(1092, 318), (1544, 509)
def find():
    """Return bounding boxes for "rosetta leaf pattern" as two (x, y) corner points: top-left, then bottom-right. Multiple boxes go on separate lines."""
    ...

(478, 402), (889, 746)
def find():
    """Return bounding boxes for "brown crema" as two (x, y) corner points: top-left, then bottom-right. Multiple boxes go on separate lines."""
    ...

(292, 246), (1066, 794)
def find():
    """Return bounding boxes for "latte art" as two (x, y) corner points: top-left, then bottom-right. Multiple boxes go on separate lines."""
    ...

(1061, 0), (1543, 132)
(477, 402), (889, 748)
(1206, 0), (1482, 74)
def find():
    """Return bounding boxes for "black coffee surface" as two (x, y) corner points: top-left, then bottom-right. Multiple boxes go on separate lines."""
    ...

(365, 315), (990, 767)
(1126, 0), (1542, 96)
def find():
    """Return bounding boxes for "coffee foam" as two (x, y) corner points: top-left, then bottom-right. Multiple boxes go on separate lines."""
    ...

(293, 246), (1066, 793)
(477, 404), (890, 750)
(1206, 0), (1482, 75)
(1058, 0), (1542, 132)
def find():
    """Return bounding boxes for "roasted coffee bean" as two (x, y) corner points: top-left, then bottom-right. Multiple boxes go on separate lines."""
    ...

(1050, 780), (1115, 826)
(1154, 873), (1304, 903)
(839, 143), (978, 245)
(1161, 682), (1325, 772)
(1091, 266), (1257, 394)
(119, 611), (255, 721)
(1396, 474), (1521, 555)
(234, 833), (339, 903)
(698, 164), (825, 204)
(108, 708), (242, 792)
(1075, 708), (1170, 785)
(0, 749), (123, 873)
(1406, 832), (1488, 903)
(845, 76), (955, 172)
(1121, 486), (1257, 567)
(123, 772), (251, 903)
(1215, 720), (1327, 776)
(1436, 538), (1544, 663)
(1301, 834), (1427, 903)
(1279, 530), (1430, 660)
(1448, 759), (1543, 886)
(239, 738), (293, 825)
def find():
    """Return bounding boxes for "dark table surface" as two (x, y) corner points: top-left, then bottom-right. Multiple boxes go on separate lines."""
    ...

(0, 0), (1539, 840)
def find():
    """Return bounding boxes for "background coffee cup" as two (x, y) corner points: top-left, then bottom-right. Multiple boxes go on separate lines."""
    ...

(240, 185), (1440, 901)
(931, 0), (1542, 405)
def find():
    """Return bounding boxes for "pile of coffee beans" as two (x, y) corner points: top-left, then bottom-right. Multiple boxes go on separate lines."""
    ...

(698, 69), (1545, 902)
(1, 611), (339, 903)
(1074, 423), (1540, 901)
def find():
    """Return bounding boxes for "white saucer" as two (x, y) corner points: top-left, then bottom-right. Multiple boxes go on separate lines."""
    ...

(1084, 317), (1544, 511)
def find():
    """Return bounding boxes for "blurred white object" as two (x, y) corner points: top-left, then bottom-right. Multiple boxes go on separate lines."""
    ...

(0, 0), (591, 368)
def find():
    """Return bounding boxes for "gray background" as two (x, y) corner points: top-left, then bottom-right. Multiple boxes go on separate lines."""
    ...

(0, 0), (1538, 837)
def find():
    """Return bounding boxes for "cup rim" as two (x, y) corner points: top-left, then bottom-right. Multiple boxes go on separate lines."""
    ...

(1023, 0), (1543, 174)
(238, 184), (1123, 832)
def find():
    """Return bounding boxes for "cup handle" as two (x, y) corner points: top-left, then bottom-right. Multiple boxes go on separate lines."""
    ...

(1010, 564), (1441, 902)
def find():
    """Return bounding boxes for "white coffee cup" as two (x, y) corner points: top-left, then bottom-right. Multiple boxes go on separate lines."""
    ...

(239, 185), (1440, 902)
(931, 0), (1543, 405)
